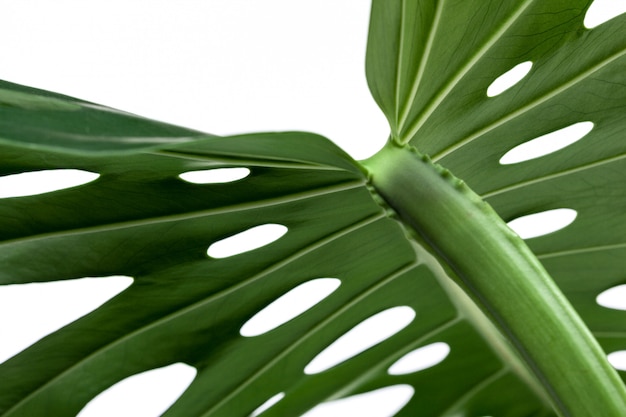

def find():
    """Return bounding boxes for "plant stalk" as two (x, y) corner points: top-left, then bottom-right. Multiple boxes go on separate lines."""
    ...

(363, 142), (626, 417)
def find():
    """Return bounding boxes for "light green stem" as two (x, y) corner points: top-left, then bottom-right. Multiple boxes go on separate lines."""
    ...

(363, 142), (626, 417)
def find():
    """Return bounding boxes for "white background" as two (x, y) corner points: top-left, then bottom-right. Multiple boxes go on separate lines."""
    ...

(0, 1), (625, 416)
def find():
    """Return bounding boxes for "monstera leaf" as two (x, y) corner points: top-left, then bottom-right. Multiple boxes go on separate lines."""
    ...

(1, 1), (626, 416)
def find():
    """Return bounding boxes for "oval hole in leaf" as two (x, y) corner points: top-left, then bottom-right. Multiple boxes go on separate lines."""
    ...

(584, 0), (626, 29)
(304, 306), (416, 375)
(486, 61), (532, 97)
(596, 285), (626, 311)
(241, 278), (341, 337)
(250, 392), (285, 417)
(507, 208), (577, 239)
(608, 351), (626, 371)
(0, 276), (132, 364)
(77, 363), (196, 417)
(179, 167), (250, 184)
(499, 122), (593, 164)
(301, 384), (414, 417)
(0, 169), (99, 198)
(207, 224), (288, 258)
(387, 342), (450, 375)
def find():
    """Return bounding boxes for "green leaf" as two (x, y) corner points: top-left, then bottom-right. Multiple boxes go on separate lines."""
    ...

(365, 143), (626, 416)
(366, 0), (626, 414)
(0, 80), (207, 154)
(366, 0), (626, 373)
(2, 0), (626, 416)
(0, 88), (552, 416)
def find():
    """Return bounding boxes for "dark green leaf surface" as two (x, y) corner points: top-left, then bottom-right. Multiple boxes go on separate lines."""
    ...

(0, 86), (552, 416)
(366, 0), (626, 414)
(2, 0), (626, 416)
(0, 80), (207, 154)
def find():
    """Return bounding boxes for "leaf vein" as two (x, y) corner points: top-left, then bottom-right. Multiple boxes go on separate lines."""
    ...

(537, 242), (626, 259)
(0, 180), (366, 250)
(397, 0), (445, 133)
(400, 0), (536, 144)
(433, 47), (626, 161)
(2, 212), (387, 416)
(200, 259), (424, 416)
(481, 152), (626, 198)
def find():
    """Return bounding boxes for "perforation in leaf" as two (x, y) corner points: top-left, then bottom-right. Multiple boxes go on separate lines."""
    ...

(2, 2), (626, 416)
(388, 342), (451, 375)
(507, 209), (577, 239)
(584, 0), (626, 29)
(499, 122), (594, 165)
(207, 224), (288, 258)
(179, 167), (250, 184)
(301, 384), (414, 417)
(486, 61), (532, 97)
(608, 351), (626, 372)
(250, 392), (285, 417)
(304, 306), (416, 374)
(77, 363), (196, 417)
(0, 169), (99, 198)
(596, 285), (626, 311)
(240, 278), (341, 337)
(0, 276), (133, 364)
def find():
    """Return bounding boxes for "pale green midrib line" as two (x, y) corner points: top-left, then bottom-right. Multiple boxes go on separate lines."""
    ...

(406, 234), (553, 408)
(154, 150), (347, 171)
(366, 174), (549, 406)
(0, 180), (365, 251)
(399, 0), (536, 145)
(436, 367), (509, 417)
(201, 260), (422, 417)
(3, 212), (386, 416)
(537, 242), (626, 259)
(393, 0), (407, 127)
(396, 0), (444, 133)
(480, 153), (626, 199)
(432, 46), (626, 161)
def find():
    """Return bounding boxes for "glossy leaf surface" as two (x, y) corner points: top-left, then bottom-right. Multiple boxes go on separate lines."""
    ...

(0, 80), (206, 154)
(0, 84), (550, 416)
(366, 0), (626, 414)
(1, 0), (626, 416)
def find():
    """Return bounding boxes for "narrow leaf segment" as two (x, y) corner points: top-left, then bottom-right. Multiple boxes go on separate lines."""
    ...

(364, 142), (626, 417)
